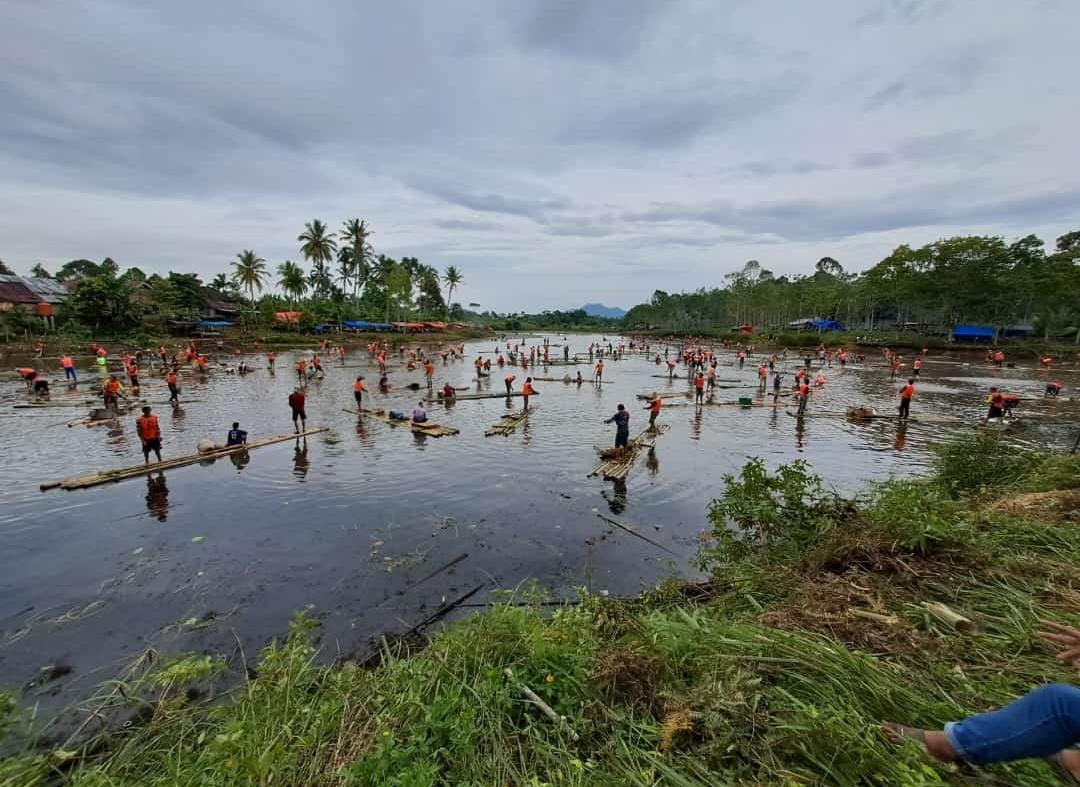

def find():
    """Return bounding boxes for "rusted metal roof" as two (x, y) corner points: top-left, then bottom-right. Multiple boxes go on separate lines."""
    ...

(0, 275), (68, 304)
(0, 279), (41, 304)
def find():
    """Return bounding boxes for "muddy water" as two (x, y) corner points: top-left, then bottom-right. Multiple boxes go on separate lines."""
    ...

(0, 336), (1076, 710)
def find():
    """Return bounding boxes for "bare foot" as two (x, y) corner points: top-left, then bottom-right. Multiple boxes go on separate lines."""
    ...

(882, 723), (957, 763)
(1049, 750), (1080, 783)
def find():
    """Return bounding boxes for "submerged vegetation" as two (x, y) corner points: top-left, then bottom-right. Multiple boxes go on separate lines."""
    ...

(2, 434), (1079, 785)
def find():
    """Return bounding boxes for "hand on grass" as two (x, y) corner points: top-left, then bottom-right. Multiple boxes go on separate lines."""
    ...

(1039, 620), (1080, 668)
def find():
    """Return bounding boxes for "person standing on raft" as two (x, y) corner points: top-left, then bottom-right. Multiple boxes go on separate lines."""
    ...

(605, 403), (631, 449)
(522, 377), (536, 410)
(288, 388), (307, 433)
(353, 375), (367, 409)
(645, 393), (662, 430)
(135, 406), (162, 464)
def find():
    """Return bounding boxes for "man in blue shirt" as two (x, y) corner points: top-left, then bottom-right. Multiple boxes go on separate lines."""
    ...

(605, 403), (630, 448)
(226, 422), (248, 446)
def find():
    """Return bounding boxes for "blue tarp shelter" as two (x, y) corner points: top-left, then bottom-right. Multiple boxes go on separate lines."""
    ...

(196, 320), (235, 329)
(342, 320), (394, 332)
(811, 319), (843, 332)
(951, 324), (995, 342)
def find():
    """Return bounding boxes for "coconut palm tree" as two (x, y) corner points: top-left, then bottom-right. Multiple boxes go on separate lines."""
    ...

(443, 265), (463, 319)
(277, 260), (307, 306)
(340, 219), (373, 302)
(231, 250), (268, 303)
(297, 220), (337, 298)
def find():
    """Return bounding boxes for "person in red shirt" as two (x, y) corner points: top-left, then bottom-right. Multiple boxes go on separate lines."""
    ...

(135, 406), (162, 464)
(594, 360), (604, 384)
(504, 374), (516, 395)
(898, 378), (916, 419)
(645, 393), (662, 429)
(267, 351), (276, 372)
(522, 377), (537, 410)
(1041, 356), (1054, 368)
(167, 370), (180, 403)
(912, 358), (922, 377)
(288, 388), (307, 433)
(127, 361), (140, 390)
(694, 372), (705, 404)
(796, 380), (811, 416)
(352, 375), (367, 409)
(993, 351), (1005, 369)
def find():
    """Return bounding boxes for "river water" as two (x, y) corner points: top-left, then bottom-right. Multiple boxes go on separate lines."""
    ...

(0, 334), (1076, 710)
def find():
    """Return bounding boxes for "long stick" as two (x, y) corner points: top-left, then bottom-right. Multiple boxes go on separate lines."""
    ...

(401, 584), (486, 638)
(41, 428), (328, 491)
(595, 513), (679, 556)
(504, 668), (579, 741)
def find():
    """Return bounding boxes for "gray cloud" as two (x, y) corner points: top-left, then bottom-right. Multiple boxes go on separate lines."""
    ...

(0, 0), (1075, 312)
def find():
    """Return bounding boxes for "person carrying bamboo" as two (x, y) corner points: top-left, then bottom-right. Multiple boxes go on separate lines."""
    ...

(135, 406), (162, 464)
(645, 393), (662, 430)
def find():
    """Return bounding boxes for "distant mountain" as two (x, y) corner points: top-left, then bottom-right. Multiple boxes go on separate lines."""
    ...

(581, 303), (626, 319)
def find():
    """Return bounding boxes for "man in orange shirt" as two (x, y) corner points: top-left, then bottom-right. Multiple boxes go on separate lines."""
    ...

(898, 378), (915, 419)
(296, 358), (308, 385)
(796, 379), (811, 416)
(694, 372), (705, 404)
(645, 393), (662, 430)
(135, 406), (162, 464)
(60, 355), (77, 381)
(353, 375), (367, 409)
(425, 360), (435, 388)
(167, 369), (180, 403)
(522, 377), (537, 410)
(102, 375), (124, 411)
(127, 360), (140, 390)
(504, 374), (516, 395)
(267, 351), (276, 372)
(594, 360), (604, 384)
(912, 357), (922, 378)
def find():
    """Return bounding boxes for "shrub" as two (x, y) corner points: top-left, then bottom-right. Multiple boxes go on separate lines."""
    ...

(698, 459), (841, 572)
(934, 433), (1035, 497)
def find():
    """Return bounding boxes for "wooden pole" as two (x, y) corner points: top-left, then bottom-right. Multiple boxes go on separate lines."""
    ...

(503, 668), (579, 741)
(41, 428), (328, 491)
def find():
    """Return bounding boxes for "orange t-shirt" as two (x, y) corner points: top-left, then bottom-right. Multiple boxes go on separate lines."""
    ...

(104, 379), (121, 395)
(136, 415), (160, 441)
(167, 373), (178, 386)
(694, 375), (705, 390)
(900, 384), (915, 399)
(650, 398), (662, 413)
(522, 382), (534, 395)
(61, 356), (73, 368)
(353, 380), (366, 393)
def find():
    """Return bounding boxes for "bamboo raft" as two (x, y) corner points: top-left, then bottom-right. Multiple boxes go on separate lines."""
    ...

(484, 407), (539, 436)
(344, 408), (459, 437)
(589, 425), (669, 480)
(41, 429), (328, 491)
(433, 391), (525, 401)
(529, 376), (608, 384)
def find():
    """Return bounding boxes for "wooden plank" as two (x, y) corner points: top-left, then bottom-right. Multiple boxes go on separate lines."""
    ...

(484, 407), (539, 436)
(41, 428), (329, 491)
(342, 408), (459, 437)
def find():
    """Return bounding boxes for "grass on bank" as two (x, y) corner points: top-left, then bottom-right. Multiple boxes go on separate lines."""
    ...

(2, 434), (1079, 786)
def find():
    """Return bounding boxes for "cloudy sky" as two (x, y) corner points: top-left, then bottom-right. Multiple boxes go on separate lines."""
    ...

(2, 0), (1078, 312)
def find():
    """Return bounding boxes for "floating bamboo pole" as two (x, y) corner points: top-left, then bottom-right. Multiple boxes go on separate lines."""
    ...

(342, 408), (459, 437)
(589, 425), (669, 480)
(484, 407), (539, 436)
(41, 428), (328, 491)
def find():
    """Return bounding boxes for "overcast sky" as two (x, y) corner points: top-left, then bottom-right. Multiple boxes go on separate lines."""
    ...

(2, 0), (1078, 312)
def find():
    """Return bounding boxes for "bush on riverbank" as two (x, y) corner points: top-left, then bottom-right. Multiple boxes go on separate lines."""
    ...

(2, 436), (1079, 785)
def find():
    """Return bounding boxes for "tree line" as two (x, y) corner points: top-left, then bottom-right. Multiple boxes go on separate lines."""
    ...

(623, 230), (1080, 341)
(4, 219), (466, 333)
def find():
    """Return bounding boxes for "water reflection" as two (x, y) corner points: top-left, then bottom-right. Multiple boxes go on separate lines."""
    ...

(894, 424), (908, 452)
(229, 450), (251, 471)
(604, 477), (628, 514)
(645, 448), (659, 476)
(145, 472), (169, 521)
(292, 438), (309, 480)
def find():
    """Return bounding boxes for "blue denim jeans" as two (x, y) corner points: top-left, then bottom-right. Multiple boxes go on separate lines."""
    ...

(946, 683), (1080, 764)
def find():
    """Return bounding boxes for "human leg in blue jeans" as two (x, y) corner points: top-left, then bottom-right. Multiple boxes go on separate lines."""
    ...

(885, 620), (1080, 782)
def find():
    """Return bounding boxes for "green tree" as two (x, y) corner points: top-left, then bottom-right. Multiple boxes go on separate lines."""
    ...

(442, 265), (463, 319)
(1056, 230), (1080, 254)
(55, 259), (103, 282)
(168, 272), (205, 315)
(68, 271), (137, 329)
(383, 261), (412, 323)
(298, 219), (337, 298)
(29, 263), (51, 278)
(231, 250), (268, 303)
(277, 260), (308, 306)
(340, 219), (373, 301)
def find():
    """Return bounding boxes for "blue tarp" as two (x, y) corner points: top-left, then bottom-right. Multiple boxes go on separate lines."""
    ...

(196, 320), (235, 329)
(342, 320), (394, 332)
(951, 324), (995, 341)
(811, 319), (843, 332)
